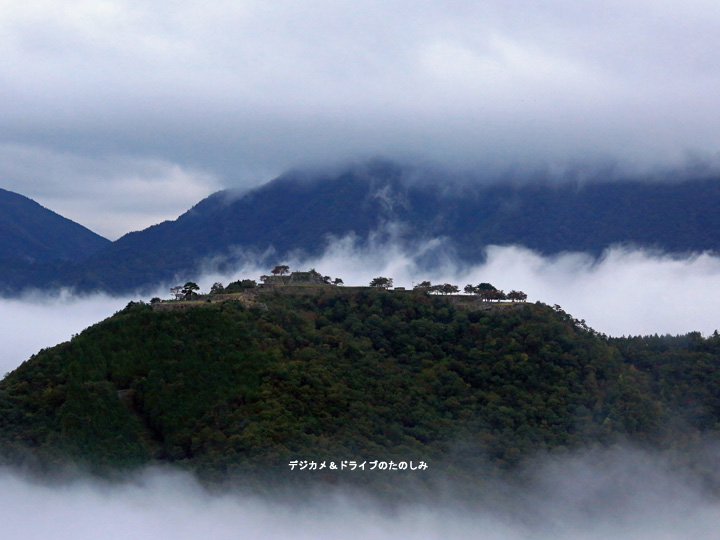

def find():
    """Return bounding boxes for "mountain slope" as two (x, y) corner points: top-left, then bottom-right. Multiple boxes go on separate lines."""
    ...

(0, 188), (109, 262)
(4, 161), (720, 294)
(66, 163), (400, 291)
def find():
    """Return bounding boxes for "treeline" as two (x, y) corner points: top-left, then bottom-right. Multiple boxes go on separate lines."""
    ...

(166, 268), (528, 304)
(413, 280), (527, 301)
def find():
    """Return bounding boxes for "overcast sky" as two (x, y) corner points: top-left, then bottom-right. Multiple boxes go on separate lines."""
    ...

(2, 0), (720, 238)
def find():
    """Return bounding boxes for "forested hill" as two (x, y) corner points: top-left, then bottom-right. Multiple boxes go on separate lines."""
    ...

(2, 288), (719, 492)
(3, 161), (720, 295)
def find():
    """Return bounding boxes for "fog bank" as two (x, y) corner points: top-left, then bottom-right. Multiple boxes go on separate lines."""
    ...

(2, 447), (719, 539)
(288, 241), (720, 337)
(0, 291), (140, 377)
(190, 240), (720, 337)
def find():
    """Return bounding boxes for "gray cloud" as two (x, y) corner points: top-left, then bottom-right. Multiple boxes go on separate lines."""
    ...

(0, 291), (134, 376)
(3, 1), (720, 235)
(0, 144), (220, 239)
(2, 446), (720, 539)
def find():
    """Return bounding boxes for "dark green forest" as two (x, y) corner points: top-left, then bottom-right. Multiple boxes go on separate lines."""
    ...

(1, 289), (719, 493)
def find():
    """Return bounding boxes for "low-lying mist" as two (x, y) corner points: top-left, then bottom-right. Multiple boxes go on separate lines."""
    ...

(2, 445), (719, 540)
(3, 242), (720, 376)
(200, 237), (720, 337)
(0, 291), (131, 377)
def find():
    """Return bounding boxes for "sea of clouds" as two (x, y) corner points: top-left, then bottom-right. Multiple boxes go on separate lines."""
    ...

(2, 445), (720, 540)
(3, 243), (720, 377)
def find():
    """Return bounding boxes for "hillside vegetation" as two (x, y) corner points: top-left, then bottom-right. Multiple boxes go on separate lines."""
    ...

(1, 289), (719, 492)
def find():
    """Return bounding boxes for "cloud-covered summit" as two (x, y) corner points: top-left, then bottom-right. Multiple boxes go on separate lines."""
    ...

(3, 159), (720, 298)
(3, 1), (720, 235)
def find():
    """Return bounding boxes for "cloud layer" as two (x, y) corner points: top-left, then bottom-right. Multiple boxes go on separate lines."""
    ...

(2, 446), (720, 540)
(0, 291), (132, 376)
(3, 1), (720, 234)
(0, 144), (220, 239)
(292, 241), (720, 338)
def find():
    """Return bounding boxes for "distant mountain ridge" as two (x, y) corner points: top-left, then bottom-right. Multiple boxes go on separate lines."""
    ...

(0, 188), (109, 263)
(2, 161), (720, 295)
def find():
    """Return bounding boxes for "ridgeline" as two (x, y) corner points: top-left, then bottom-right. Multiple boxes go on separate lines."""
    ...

(4, 161), (720, 295)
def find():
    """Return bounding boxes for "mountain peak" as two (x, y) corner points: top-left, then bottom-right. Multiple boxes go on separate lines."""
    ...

(0, 188), (109, 263)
